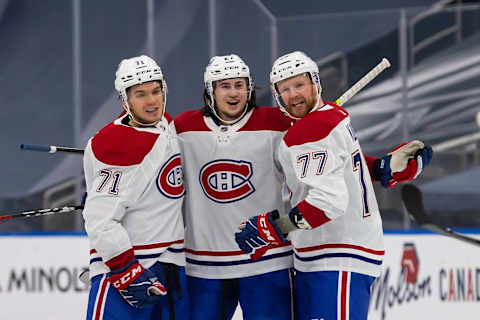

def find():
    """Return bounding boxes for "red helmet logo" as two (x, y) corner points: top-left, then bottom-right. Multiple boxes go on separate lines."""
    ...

(156, 154), (185, 199)
(199, 159), (255, 203)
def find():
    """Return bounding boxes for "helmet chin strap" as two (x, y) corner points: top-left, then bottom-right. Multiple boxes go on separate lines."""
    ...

(309, 82), (323, 113)
(123, 103), (165, 127)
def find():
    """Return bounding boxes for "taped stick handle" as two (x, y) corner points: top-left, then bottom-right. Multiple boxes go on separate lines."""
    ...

(335, 58), (391, 106)
(20, 144), (84, 154)
(0, 205), (84, 221)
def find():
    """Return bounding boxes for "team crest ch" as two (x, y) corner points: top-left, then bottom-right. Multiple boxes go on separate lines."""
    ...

(199, 159), (255, 203)
(156, 153), (185, 199)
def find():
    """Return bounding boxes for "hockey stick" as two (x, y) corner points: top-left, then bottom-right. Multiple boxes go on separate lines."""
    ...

(335, 58), (391, 106)
(432, 111), (480, 152)
(20, 144), (84, 154)
(401, 184), (480, 247)
(0, 205), (84, 221)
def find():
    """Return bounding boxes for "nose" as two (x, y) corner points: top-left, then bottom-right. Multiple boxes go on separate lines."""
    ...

(287, 89), (301, 103)
(147, 93), (157, 104)
(228, 88), (239, 97)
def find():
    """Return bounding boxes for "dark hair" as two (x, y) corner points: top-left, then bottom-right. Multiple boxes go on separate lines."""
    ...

(201, 80), (259, 117)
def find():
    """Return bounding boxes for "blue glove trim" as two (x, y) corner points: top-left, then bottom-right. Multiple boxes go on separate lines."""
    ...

(378, 155), (393, 188)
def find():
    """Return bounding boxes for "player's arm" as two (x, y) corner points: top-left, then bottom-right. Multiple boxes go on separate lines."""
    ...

(82, 142), (165, 308)
(235, 128), (348, 257)
(273, 141), (434, 233)
(369, 141), (433, 188)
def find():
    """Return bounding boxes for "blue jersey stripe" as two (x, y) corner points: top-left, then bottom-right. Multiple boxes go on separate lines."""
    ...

(294, 252), (382, 265)
(187, 250), (292, 266)
(90, 257), (102, 264)
(90, 248), (184, 264)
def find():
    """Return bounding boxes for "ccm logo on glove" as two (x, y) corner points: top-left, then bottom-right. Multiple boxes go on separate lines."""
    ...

(112, 264), (143, 289)
(258, 214), (277, 242)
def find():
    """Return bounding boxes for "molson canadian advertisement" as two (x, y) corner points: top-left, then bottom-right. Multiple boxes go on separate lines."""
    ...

(368, 232), (480, 320)
(1, 232), (480, 319)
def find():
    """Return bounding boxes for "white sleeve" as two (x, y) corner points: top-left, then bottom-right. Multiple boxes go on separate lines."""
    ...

(82, 141), (148, 267)
(287, 126), (349, 220)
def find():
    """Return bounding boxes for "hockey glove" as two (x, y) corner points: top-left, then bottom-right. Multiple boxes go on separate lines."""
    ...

(235, 210), (287, 260)
(377, 140), (433, 188)
(108, 259), (166, 308)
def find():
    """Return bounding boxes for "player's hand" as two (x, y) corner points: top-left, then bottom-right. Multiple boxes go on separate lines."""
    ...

(379, 140), (433, 188)
(107, 259), (166, 308)
(235, 210), (286, 260)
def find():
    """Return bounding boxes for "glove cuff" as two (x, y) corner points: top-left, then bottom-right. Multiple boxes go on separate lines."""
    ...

(371, 158), (383, 181)
(108, 259), (145, 290)
(378, 155), (393, 188)
(257, 210), (287, 243)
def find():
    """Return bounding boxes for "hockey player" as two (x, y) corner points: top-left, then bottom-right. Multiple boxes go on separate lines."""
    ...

(174, 54), (295, 319)
(82, 55), (188, 320)
(235, 51), (433, 319)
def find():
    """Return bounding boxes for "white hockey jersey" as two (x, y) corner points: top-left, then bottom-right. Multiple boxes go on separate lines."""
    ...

(174, 107), (294, 279)
(277, 103), (385, 277)
(83, 113), (186, 278)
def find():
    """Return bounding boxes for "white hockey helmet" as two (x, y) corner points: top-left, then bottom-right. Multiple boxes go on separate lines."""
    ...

(204, 54), (253, 124)
(114, 55), (167, 125)
(270, 51), (322, 119)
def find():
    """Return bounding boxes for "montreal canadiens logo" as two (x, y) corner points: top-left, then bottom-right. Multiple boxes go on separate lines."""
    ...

(199, 159), (255, 203)
(156, 153), (185, 199)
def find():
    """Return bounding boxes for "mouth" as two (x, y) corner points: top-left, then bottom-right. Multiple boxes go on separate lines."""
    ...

(227, 101), (240, 106)
(145, 107), (160, 114)
(291, 101), (305, 108)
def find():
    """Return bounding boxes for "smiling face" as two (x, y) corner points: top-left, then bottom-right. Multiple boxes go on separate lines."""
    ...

(213, 78), (249, 123)
(276, 73), (320, 118)
(125, 81), (164, 127)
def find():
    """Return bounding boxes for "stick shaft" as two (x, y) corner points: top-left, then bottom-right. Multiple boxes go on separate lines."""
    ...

(0, 205), (84, 221)
(423, 224), (480, 246)
(336, 58), (391, 106)
(402, 184), (480, 247)
(20, 144), (84, 154)
(432, 131), (480, 152)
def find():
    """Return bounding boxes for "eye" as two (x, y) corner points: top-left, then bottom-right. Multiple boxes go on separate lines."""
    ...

(219, 83), (230, 89)
(296, 83), (305, 90)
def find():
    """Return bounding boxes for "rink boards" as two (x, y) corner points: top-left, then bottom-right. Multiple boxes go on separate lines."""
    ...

(0, 231), (479, 320)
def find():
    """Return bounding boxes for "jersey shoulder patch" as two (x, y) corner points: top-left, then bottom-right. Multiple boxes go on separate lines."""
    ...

(283, 103), (348, 147)
(239, 106), (292, 132)
(174, 110), (209, 134)
(91, 122), (159, 166)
